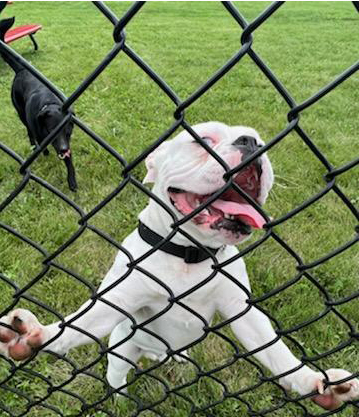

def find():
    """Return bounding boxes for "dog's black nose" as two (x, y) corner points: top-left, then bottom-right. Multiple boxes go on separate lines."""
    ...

(232, 136), (260, 153)
(233, 135), (263, 176)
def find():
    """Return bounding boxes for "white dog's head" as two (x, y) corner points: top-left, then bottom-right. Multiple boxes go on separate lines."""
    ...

(143, 121), (274, 247)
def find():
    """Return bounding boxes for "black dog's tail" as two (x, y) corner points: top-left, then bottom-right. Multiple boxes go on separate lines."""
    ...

(0, 16), (23, 73)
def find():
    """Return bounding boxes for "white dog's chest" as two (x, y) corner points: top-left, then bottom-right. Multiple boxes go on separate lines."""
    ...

(140, 295), (216, 349)
(114, 294), (216, 355)
(105, 234), (248, 356)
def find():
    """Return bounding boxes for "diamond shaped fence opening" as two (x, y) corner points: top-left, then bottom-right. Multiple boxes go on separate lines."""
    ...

(0, 2), (358, 416)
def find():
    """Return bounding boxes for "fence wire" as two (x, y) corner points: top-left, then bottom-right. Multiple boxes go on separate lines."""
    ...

(0, 1), (358, 416)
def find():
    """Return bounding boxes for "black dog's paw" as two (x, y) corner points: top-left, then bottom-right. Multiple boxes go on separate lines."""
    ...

(68, 179), (78, 192)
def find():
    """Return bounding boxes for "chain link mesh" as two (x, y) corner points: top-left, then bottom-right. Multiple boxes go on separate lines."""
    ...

(0, 2), (358, 416)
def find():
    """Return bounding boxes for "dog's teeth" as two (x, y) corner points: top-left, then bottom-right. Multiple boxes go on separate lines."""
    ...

(224, 214), (235, 220)
(202, 209), (209, 216)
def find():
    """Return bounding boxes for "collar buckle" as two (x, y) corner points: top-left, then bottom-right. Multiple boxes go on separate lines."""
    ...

(184, 246), (201, 263)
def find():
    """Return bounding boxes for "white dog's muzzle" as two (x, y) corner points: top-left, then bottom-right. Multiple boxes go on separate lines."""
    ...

(143, 121), (274, 247)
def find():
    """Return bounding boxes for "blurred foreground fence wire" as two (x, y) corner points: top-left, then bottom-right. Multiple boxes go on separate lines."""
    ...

(0, 1), (358, 416)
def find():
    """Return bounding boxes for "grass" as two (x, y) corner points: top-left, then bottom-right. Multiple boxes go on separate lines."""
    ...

(0, 1), (358, 416)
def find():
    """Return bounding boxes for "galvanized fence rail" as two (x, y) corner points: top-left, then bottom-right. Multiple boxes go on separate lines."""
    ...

(0, 1), (358, 416)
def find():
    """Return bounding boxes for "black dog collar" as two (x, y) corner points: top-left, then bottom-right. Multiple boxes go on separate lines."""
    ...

(138, 221), (222, 263)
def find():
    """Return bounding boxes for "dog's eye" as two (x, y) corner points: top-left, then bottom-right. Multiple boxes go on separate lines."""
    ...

(192, 136), (213, 146)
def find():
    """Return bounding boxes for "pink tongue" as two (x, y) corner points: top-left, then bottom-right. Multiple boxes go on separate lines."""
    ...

(211, 199), (266, 229)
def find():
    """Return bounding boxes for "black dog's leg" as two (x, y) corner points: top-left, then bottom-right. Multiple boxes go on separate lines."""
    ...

(64, 155), (77, 191)
(35, 137), (49, 155)
(11, 93), (46, 155)
(27, 131), (36, 147)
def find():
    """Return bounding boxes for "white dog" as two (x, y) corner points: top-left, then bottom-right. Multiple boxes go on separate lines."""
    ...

(1, 122), (358, 410)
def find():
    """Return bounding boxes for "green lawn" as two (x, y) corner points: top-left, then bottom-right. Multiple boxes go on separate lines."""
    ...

(0, 2), (358, 416)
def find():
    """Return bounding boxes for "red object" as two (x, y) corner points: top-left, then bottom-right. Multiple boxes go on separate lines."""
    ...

(4, 24), (42, 43)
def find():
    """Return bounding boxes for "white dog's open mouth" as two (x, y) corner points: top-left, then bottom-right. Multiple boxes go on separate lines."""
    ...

(168, 162), (265, 235)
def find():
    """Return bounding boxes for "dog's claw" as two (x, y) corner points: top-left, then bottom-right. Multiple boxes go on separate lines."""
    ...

(12, 316), (27, 335)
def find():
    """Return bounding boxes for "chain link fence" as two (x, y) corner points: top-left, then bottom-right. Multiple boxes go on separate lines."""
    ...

(0, 1), (358, 416)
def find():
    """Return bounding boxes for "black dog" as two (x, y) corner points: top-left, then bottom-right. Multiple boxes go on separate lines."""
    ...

(0, 16), (77, 191)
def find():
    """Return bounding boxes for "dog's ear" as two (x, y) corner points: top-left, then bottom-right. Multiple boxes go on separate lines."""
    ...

(37, 107), (50, 120)
(143, 141), (170, 184)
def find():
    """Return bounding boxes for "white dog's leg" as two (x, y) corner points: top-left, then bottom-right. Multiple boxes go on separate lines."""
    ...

(144, 351), (167, 361)
(107, 322), (142, 391)
(46, 294), (137, 354)
(143, 350), (188, 363)
(142, 350), (188, 363)
(0, 293), (135, 359)
(1, 251), (147, 361)
(174, 350), (189, 363)
(227, 305), (312, 385)
(222, 302), (359, 405)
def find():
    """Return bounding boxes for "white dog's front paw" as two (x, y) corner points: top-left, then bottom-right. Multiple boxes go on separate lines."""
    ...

(0, 309), (48, 361)
(174, 350), (188, 363)
(304, 369), (359, 410)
